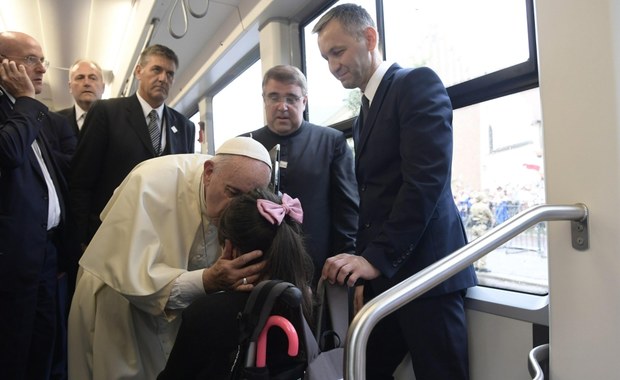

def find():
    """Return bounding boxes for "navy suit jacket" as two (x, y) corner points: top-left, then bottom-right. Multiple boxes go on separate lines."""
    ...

(57, 105), (80, 138)
(354, 64), (477, 297)
(70, 94), (195, 244)
(0, 96), (74, 287)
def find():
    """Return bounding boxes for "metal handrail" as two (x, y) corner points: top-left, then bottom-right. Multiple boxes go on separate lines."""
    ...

(528, 343), (550, 379)
(345, 204), (588, 379)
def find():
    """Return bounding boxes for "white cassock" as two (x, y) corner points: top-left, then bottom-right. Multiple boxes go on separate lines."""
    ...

(68, 154), (220, 380)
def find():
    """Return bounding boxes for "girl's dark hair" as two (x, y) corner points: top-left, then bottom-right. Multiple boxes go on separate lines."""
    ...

(217, 188), (315, 321)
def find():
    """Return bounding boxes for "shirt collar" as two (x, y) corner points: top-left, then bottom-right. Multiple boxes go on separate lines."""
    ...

(363, 61), (392, 106)
(75, 104), (87, 120)
(136, 92), (165, 120)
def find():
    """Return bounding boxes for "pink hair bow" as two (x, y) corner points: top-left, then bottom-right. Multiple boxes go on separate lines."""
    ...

(257, 193), (303, 225)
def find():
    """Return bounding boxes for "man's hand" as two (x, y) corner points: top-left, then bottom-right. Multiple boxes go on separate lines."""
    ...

(322, 253), (380, 287)
(201, 241), (265, 293)
(0, 59), (35, 98)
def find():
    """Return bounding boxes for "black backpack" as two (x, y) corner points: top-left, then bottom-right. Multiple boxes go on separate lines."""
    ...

(230, 280), (308, 380)
(230, 280), (348, 380)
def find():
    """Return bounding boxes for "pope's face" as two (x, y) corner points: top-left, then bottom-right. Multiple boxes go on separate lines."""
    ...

(202, 156), (270, 225)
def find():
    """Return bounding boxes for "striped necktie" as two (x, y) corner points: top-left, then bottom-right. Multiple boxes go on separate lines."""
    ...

(148, 110), (161, 155)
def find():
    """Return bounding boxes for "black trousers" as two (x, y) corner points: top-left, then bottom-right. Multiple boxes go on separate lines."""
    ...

(365, 290), (470, 380)
(0, 239), (59, 380)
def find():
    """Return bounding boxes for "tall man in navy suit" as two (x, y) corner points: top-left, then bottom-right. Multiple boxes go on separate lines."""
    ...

(57, 59), (105, 139)
(0, 31), (77, 380)
(70, 44), (195, 249)
(315, 4), (477, 379)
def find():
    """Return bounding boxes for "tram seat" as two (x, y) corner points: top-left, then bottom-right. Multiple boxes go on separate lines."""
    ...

(528, 343), (549, 380)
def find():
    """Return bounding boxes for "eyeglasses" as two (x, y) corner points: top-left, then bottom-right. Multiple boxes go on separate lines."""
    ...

(264, 94), (303, 106)
(0, 54), (50, 69)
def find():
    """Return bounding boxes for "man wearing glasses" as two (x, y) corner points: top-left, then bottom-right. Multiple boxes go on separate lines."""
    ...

(0, 31), (76, 380)
(242, 64), (359, 288)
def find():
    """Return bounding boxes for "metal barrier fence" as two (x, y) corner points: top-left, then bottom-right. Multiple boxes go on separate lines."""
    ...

(462, 202), (547, 255)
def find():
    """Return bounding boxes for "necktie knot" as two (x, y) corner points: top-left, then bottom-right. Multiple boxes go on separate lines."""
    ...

(77, 113), (86, 130)
(148, 110), (161, 155)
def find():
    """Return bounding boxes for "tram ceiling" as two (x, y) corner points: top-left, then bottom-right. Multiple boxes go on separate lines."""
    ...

(0, 0), (324, 113)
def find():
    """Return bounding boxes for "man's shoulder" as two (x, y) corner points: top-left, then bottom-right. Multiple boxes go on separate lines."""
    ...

(392, 65), (441, 84)
(47, 109), (72, 128)
(302, 121), (344, 139)
(165, 105), (191, 123)
(89, 96), (134, 114)
(56, 106), (73, 117)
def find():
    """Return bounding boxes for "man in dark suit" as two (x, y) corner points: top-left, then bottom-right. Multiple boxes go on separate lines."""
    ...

(70, 44), (195, 248)
(314, 4), (477, 380)
(57, 59), (105, 138)
(0, 31), (77, 380)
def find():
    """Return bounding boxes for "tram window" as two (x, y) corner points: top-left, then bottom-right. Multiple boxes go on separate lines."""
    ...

(301, 0), (546, 295)
(453, 88), (547, 294)
(382, 0), (529, 88)
(212, 60), (263, 150)
(189, 112), (201, 153)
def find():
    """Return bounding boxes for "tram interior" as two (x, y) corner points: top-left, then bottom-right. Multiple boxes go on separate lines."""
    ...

(3, 0), (618, 379)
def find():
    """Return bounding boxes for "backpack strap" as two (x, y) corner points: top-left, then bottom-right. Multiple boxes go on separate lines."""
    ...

(238, 280), (302, 367)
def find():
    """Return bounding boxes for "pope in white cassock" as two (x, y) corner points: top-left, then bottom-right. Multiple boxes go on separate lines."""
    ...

(68, 137), (273, 380)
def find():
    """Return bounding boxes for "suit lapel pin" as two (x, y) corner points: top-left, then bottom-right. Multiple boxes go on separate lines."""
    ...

(171, 126), (178, 133)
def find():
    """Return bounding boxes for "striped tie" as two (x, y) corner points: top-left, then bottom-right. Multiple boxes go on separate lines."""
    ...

(148, 110), (161, 155)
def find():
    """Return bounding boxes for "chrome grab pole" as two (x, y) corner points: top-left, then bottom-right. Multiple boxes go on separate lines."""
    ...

(346, 203), (588, 380)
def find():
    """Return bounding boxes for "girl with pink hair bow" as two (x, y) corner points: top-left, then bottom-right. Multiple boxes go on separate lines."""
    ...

(158, 188), (315, 379)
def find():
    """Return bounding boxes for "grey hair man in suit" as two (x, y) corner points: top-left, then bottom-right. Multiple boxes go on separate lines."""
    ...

(70, 44), (195, 250)
(57, 59), (105, 138)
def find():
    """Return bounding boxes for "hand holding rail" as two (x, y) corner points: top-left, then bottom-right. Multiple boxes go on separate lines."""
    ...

(345, 203), (589, 380)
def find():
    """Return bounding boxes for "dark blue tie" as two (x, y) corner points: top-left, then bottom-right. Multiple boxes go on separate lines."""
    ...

(361, 95), (370, 127)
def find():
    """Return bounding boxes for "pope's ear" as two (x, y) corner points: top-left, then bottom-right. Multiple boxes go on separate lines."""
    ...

(221, 239), (233, 260)
(203, 160), (215, 183)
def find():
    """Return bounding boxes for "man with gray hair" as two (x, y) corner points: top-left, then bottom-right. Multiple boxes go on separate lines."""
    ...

(57, 59), (105, 138)
(69, 137), (272, 380)
(70, 44), (195, 249)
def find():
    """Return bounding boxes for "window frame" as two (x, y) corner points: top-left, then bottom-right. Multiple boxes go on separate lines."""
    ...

(300, 0), (538, 135)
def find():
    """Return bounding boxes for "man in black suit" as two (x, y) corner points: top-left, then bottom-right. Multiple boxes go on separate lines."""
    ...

(0, 31), (77, 380)
(315, 4), (477, 380)
(57, 59), (105, 139)
(70, 44), (195, 248)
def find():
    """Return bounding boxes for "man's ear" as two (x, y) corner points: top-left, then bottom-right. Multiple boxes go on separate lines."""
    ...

(133, 64), (143, 80)
(364, 26), (378, 52)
